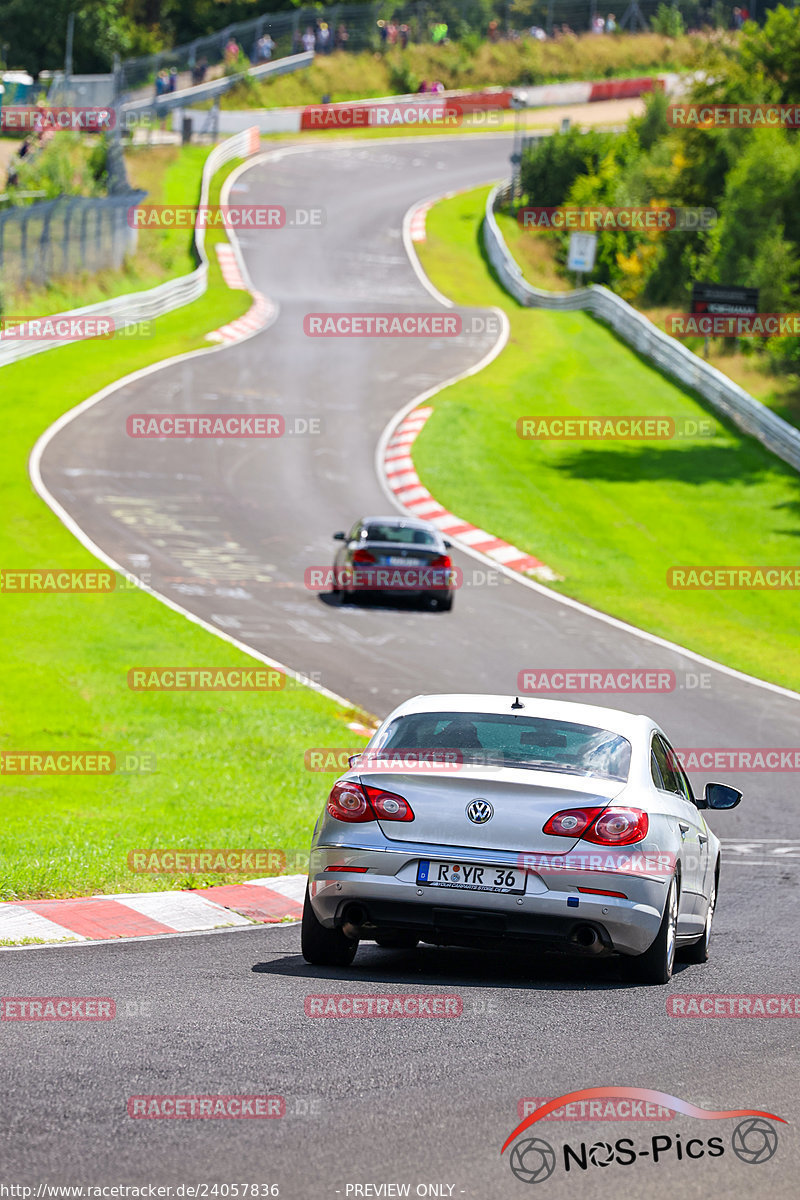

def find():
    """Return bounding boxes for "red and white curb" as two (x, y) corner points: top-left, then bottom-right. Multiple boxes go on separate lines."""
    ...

(206, 243), (276, 345)
(0, 875), (306, 947)
(409, 203), (430, 243)
(383, 407), (560, 582)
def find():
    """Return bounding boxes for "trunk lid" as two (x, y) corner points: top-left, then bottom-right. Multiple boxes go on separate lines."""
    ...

(356, 765), (626, 854)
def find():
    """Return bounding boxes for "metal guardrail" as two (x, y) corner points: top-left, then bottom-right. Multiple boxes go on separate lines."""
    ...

(0, 127), (258, 369)
(120, 52), (313, 120)
(483, 184), (800, 476)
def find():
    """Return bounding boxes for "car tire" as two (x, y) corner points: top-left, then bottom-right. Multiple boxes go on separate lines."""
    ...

(374, 933), (419, 949)
(681, 866), (717, 964)
(622, 875), (678, 985)
(301, 887), (358, 966)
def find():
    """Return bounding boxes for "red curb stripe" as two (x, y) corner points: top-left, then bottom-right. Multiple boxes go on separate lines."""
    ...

(23, 899), (174, 939)
(197, 885), (303, 924)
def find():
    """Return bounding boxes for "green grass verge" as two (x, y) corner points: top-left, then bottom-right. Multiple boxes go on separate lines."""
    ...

(0, 148), (369, 903)
(413, 187), (800, 692)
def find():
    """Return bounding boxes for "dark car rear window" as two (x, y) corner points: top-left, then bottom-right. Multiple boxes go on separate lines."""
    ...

(372, 711), (632, 782)
(364, 524), (437, 546)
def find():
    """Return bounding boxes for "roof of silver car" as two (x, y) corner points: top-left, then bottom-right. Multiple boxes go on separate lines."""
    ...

(386, 694), (653, 740)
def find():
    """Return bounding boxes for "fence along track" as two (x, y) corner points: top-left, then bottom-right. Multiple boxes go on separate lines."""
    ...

(483, 184), (800, 475)
(0, 127), (258, 369)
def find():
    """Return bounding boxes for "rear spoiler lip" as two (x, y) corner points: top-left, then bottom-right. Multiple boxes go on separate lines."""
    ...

(345, 763), (627, 797)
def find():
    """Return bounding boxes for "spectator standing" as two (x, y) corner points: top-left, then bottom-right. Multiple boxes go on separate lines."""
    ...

(301, 26), (316, 53)
(592, 14), (605, 33)
(224, 37), (240, 65)
(168, 67), (178, 93)
(605, 13), (616, 31)
(336, 24), (350, 50)
(317, 22), (332, 53)
(399, 24), (409, 49)
(255, 34), (275, 63)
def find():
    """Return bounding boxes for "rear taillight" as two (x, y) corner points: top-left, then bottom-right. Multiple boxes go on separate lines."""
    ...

(582, 808), (648, 845)
(352, 549), (376, 564)
(543, 808), (604, 838)
(363, 784), (415, 822)
(326, 780), (415, 824)
(327, 781), (372, 823)
(429, 554), (452, 569)
(543, 806), (648, 846)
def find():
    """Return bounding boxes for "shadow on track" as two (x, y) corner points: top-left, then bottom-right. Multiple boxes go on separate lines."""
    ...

(251, 942), (692, 991)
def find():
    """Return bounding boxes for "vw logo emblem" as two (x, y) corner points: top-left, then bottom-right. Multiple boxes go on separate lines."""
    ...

(466, 799), (493, 824)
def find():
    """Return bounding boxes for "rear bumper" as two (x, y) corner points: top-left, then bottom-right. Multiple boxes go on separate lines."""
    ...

(308, 842), (668, 957)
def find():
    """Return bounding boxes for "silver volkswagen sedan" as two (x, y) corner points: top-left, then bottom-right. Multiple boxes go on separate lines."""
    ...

(301, 694), (742, 983)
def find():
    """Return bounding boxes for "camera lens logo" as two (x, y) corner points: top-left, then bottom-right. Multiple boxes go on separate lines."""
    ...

(588, 1141), (615, 1166)
(731, 1117), (778, 1165)
(509, 1137), (556, 1184)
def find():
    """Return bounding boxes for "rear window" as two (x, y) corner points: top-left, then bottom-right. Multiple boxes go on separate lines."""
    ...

(364, 524), (437, 546)
(372, 711), (632, 782)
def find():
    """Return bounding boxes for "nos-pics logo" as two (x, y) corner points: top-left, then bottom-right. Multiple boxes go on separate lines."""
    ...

(501, 1087), (784, 1184)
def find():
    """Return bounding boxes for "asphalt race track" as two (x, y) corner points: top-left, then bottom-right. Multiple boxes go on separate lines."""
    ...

(6, 136), (799, 1196)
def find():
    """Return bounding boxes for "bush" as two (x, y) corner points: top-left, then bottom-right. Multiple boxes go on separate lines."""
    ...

(520, 127), (616, 207)
(651, 3), (685, 38)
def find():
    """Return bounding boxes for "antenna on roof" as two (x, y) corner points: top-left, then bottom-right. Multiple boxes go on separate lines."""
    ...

(511, 696), (524, 709)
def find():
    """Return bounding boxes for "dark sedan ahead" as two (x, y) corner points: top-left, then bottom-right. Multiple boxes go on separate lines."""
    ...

(331, 515), (455, 611)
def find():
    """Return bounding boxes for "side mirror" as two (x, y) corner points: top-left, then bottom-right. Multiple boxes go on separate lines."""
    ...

(443, 539), (452, 549)
(333, 531), (346, 541)
(703, 781), (742, 810)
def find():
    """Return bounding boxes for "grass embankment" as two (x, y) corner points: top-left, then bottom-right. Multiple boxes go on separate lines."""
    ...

(224, 32), (704, 107)
(413, 187), (800, 691)
(494, 211), (800, 426)
(0, 145), (369, 906)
